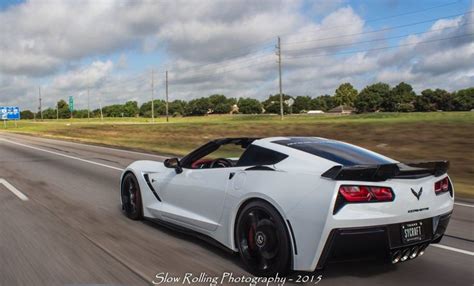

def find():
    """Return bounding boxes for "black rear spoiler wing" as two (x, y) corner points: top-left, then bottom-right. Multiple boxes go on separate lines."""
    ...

(321, 160), (449, 182)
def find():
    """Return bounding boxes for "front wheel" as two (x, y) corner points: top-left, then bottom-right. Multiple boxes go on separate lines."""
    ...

(121, 172), (143, 220)
(236, 200), (291, 276)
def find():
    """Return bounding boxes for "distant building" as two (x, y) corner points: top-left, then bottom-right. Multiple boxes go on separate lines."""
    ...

(307, 110), (324, 114)
(327, 105), (353, 114)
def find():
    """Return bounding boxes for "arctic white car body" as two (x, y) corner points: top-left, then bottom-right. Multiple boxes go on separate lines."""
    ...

(120, 137), (454, 274)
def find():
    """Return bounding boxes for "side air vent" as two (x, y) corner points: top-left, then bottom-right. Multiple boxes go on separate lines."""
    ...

(143, 173), (161, 202)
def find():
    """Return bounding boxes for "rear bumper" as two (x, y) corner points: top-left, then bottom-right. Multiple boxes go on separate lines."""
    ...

(316, 212), (451, 269)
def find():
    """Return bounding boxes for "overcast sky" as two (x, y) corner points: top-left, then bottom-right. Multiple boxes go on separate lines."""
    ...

(0, 0), (473, 111)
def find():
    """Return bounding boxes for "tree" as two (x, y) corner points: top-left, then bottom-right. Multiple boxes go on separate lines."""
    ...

(20, 110), (34, 119)
(238, 98), (262, 114)
(208, 94), (236, 114)
(42, 108), (56, 119)
(310, 95), (335, 111)
(184, 97), (211, 116)
(382, 82), (416, 112)
(263, 94), (291, 114)
(292, 96), (312, 113)
(397, 103), (415, 112)
(73, 109), (89, 118)
(140, 100), (166, 117)
(453, 88), (474, 111)
(437, 90), (455, 111)
(122, 101), (139, 117)
(334, 83), (358, 107)
(416, 89), (454, 111)
(310, 97), (327, 111)
(354, 82), (389, 113)
(414, 94), (435, 112)
(56, 99), (70, 119)
(168, 100), (187, 116)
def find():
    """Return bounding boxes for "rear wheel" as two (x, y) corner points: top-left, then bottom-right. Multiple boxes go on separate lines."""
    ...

(121, 173), (143, 220)
(236, 200), (291, 276)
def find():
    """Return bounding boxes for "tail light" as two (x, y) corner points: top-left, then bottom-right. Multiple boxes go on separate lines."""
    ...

(434, 177), (450, 194)
(339, 185), (394, 202)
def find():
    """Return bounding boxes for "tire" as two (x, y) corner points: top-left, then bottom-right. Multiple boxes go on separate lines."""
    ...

(121, 172), (143, 220)
(236, 200), (291, 277)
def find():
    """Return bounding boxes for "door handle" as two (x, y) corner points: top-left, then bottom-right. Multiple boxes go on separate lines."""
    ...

(229, 172), (235, 180)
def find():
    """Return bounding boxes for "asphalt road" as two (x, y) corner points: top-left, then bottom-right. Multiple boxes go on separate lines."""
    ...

(0, 132), (472, 286)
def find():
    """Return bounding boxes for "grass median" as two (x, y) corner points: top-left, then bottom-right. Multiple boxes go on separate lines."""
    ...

(2, 112), (473, 198)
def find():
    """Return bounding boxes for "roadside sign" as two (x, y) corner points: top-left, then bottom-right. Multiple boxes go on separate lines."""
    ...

(0, 106), (20, 120)
(69, 96), (74, 112)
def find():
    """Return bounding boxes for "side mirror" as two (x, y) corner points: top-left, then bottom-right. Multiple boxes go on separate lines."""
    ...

(164, 158), (183, 174)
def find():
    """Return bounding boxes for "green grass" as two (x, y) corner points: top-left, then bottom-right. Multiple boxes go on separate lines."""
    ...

(2, 112), (473, 198)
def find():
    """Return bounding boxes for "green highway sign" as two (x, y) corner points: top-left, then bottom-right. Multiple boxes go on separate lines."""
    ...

(69, 96), (74, 112)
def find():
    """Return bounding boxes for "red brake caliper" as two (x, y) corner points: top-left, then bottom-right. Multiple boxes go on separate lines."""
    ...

(248, 225), (256, 250)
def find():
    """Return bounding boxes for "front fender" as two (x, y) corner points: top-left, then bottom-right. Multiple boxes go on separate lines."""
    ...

(120, 160), (168, 215)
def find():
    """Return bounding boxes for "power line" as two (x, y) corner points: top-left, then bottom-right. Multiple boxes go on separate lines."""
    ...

(165, 48), (274, 76)
(96, 72), (148, 88)
(171, 56), (275, 84)
(284, 33), (474, 60)
(165, 45), (274, 73)
(96, 89), (149, 96)
(283, 0), (463, 40)
(159, 10), (472, 83)
(163, 8), (469, 74)
(352, 1), (462, 23)
(191, 0), (463, 56)
(168, 20), (471, 91)
(282, 11), (472, 46)
(93, 33), (472, 96)
(284, 23), (470, 54)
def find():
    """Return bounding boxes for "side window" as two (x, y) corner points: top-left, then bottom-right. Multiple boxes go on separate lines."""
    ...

(236, 145), (288, 167)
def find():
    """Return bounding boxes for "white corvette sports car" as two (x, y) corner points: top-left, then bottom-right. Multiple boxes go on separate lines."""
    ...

(120, 137), (454, 276)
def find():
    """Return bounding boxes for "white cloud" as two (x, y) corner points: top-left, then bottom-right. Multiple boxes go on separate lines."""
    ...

(50, 60), (114, 90)
(0, 0), (472, 111)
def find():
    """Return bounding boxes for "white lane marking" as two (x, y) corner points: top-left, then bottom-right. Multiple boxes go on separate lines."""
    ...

(0, 138), (124, 172)
(454, 202), (474, 208)
(431, 244), (474, 256)
(0, 179), (29, 201)
(0, 133), (167, 159)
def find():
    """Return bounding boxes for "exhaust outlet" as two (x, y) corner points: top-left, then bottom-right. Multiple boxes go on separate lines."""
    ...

(391, 250), (402, 264)
(409, 246), (419, 259)
(400, 249), (411, 262)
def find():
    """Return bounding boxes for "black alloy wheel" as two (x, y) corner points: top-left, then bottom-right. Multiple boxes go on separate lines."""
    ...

(236, 200), (291, 276)
(121, 173), (143, 220)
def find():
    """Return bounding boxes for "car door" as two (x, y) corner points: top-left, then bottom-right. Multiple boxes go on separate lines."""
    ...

(150, 167), (234, 231)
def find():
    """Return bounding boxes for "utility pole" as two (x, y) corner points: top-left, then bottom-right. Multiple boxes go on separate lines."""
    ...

(99, 96), (104, 122)
(276, 36), (283, 120)
(151, 69), (155, 123)
(38, 87), (43, 121)
(87, 87), (90, 121)
(165, 70), (169, 122)
(56, 101), (59, 120)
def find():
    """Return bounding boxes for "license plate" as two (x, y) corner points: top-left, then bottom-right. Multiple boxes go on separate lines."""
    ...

(401, 221), (425, 244)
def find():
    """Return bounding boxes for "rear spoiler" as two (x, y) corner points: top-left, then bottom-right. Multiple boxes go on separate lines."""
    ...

(321, 160), (449, 182)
